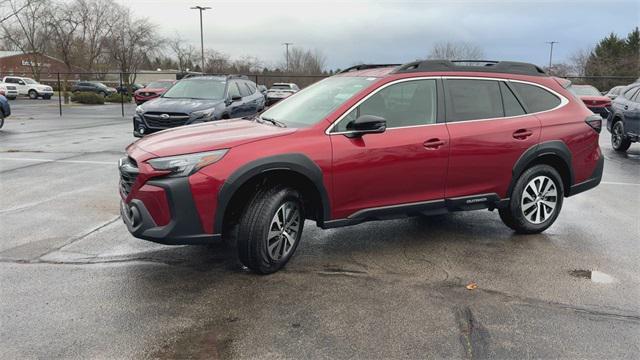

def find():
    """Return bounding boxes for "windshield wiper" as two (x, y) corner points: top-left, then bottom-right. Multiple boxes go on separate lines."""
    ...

(259, 116), (287, 128)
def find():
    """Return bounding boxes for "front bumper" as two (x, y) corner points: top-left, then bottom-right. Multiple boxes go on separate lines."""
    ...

(120, 176), (222, 245)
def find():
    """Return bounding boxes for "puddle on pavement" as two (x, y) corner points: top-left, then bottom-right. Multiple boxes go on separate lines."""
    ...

(569, 269), (617, 284)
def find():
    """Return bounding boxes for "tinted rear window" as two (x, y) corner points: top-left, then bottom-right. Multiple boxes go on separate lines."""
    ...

(445, 79), (503, 122)
(511, 82), (561, 113)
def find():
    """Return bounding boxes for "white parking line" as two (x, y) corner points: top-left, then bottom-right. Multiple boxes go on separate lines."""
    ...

(0, 157), (114, 165)
(600, 181), (640, 186)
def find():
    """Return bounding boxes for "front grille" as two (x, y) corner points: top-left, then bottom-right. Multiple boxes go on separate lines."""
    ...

(143, 112), (190, 129)
(119, 157), (139, 197)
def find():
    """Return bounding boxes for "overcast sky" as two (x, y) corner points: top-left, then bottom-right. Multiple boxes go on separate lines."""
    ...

(122, 0), (639, 70)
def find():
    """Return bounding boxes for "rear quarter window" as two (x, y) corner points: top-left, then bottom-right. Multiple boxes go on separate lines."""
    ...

(511, 82), (561, 113)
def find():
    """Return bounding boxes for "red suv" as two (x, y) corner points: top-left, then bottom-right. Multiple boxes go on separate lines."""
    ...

(119, 60), (604, 274)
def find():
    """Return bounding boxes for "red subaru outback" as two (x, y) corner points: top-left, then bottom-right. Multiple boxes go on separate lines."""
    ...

(119, 60), (604, 274)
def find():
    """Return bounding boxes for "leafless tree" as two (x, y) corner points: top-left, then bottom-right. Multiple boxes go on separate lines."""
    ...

(0, 0), (51, 79)
(169, 34), (198, 72)
(74, 0), (121, 72)
(48, 1), (82, 102)
(107, 9), (163, 85)
(280, 47), (326, 74)
(427, 41), (485, 60)
(0, 0), (34, 24)
(569, 47), (592, 76)
(203, 49), (230, 73)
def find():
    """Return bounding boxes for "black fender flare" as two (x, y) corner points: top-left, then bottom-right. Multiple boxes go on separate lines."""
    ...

(508, 140), (574, 197)
(214, 153), (331, 233)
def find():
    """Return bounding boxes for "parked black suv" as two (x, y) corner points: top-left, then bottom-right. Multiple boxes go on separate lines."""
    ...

(133, 75), (266, 137)
(608, 83), (640, 152)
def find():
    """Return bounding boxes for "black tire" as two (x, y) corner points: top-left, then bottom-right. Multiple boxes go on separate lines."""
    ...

(99, 91), (106, 97)
(28, 90), (38, 99)
(43, 95), (51, 100)
(0, 115), (4, 129)
(499, 164), (564, 234)
(611, 120), (631, 152)
(236, 185), (305, 274)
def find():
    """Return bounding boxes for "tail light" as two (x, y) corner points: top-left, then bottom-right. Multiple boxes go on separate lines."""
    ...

(585, 114), (602, 133)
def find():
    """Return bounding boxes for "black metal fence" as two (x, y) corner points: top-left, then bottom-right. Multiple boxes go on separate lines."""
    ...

(5, 71), (638, 118)
(17, 71), (328, 117)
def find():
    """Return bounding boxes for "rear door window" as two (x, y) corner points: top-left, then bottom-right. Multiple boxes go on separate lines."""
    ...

(238, 81), (251, 97)
(445, 79), (503, 122)
(510, 82), (561, 113)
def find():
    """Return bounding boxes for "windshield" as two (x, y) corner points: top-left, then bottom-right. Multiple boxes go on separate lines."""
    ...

(570, 85), (600, 96)
(163, 78), (226, 100)
(260, 77), (376, 128)
(24, 78), (37, 84)
(147, 81), (173, 89)
(90, 82), (107, 88)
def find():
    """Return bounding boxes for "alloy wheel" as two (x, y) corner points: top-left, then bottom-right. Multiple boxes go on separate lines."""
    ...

(521, 175), (558, 224)
(612, 122), (623, 148)
(267, 201), (301, 261)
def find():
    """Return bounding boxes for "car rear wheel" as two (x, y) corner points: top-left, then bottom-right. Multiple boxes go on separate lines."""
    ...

(0, 115), (4, 129)
(611, 120), (631, 152)
(499, 164), (564, 234)
(28, 90), (38, 99)
(236, 185), (304, 274)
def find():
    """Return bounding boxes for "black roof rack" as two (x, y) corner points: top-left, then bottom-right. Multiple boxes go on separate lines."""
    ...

(339, 64), (401, 73)
(392, 60), (547, 77)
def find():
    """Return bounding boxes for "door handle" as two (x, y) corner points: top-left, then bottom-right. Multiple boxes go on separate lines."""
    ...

(512, 129), (533, 140)
(423, 138), (445, 149)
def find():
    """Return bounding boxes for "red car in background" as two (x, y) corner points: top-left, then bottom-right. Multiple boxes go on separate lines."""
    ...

(569, 84), (612, 119)
(133, 80), (176, 105)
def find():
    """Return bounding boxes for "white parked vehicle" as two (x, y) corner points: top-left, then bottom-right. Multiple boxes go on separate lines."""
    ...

(266, 82), (300, 105)
(1, 76), (53, 99)
(0, 83), (18, 100)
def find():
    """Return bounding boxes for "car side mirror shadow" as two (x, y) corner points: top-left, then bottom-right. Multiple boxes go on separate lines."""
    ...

(344, 115), (386, 138)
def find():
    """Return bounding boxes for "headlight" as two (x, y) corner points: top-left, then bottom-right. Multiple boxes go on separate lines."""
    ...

(191, 108), (217, 120)
(147, 149), (228, 177)
(135, 105), (144, 114)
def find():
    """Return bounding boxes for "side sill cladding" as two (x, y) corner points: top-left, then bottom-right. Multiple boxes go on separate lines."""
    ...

(214, 153), (331, 233)
(508, 140), (574, 197)
(321, 193), (507, 229)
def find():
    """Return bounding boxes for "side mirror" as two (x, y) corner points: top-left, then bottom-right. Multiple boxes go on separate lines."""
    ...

(18, 81), (25, 85)
(345, 115), (386, 138)
(227, 94), (242, 104)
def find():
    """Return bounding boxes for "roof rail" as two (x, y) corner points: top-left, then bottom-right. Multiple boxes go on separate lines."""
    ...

(392, 60), (547, 77)
(339, 64), (401, 73)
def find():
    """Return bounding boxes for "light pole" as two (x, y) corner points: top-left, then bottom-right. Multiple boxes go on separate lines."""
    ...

(191, 6), (211, 73)
(283, 42), (293, 72)
(546, 41), (558, 71)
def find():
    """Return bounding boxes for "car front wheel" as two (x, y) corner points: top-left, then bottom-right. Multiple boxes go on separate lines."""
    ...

(611, 120), (631, 152)
(499, 164), (564, 234)
(236, 185), (304, 274)
(28, 90), (38, 99)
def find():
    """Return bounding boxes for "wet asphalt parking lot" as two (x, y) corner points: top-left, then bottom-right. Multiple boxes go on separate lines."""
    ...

(1, 98), (639, 359)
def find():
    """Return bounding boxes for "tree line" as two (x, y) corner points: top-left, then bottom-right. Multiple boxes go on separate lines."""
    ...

(0, 0), (329, 85)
